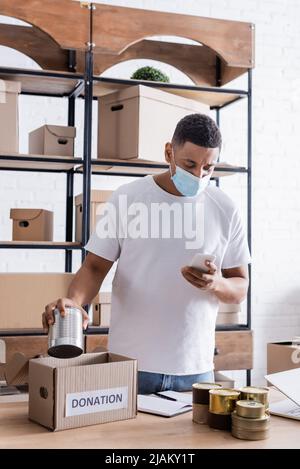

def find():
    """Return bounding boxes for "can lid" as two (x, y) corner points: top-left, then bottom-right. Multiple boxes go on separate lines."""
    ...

(240, 386), (269, 394)
(192, 382), (222, 390)
(237, 400), (264, 409)
(209, 388), (240, 397)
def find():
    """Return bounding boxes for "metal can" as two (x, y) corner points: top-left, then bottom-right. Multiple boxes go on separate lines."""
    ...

(48, 306), (84, 358)
(209, 388), (241, 415)
(236, 400), (266, 419)
(192, 382), (222, 425)
(239, 386), (269, 409)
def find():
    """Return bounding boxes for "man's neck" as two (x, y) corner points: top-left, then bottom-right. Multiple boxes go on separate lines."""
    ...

(153, 170), (183, 196)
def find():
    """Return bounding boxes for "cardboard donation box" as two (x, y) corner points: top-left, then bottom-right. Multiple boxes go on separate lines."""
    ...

(98, 85), (209, 161)
(29, 125), (76, 157)
(267, 342), (300, 374)
(10, 208), (53, 241)
(93, 292), (111, 326)
(75, 190), (113, 242)
(0, 79), (21, 153)
(29, 352), (137, 431)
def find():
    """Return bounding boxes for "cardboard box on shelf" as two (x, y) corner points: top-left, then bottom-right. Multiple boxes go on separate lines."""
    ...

(4, 352), (31, 386)
(216, 312), (240, 325)
(93, 304), (111, 327)
(75, 190), (113, 242)
(216, 303), (241, 325)
(0, 340), (5, 364)
(10, 208), (53, 241)
(0, 273), (99, 330)
(267, 342), (300, 374)
(29, 125), (76, 157)
(98, 85), (209, 162)
(85, 334), (108, 353)
(29, 352), (137, 431)
(93, 291), (111, 326)
(0, 336), (48, 381)
(0, 79), (21, 153)
(219, 303), (241, 313)
(214, 372), (235, 388)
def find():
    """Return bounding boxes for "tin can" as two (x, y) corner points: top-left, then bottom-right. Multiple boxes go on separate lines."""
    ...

(239, 386), (269, 410)
(192, 382), (222, 424)
(48, 306), (84, 358)
(236, 400), (265, 419)
(231, 411), (270, 440)
(209, 388), (240, 415)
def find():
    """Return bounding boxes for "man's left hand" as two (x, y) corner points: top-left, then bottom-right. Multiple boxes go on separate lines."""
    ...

(181, 261), (222, 292)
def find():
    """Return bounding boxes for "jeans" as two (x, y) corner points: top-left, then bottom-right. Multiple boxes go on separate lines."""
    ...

(138, 370), (214, 394)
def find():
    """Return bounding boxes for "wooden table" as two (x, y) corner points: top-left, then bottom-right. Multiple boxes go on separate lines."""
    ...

(0, 389), (299, 449)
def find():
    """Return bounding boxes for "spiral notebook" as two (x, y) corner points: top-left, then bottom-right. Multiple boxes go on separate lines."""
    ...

(137, 391), (192, 417)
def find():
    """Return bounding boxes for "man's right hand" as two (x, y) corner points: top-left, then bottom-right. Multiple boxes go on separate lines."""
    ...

(42, 298), (89, 331)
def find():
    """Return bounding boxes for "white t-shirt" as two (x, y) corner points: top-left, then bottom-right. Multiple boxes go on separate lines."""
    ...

(85, 175), (251, 375)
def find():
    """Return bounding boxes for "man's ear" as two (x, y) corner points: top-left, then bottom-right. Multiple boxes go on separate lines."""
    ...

(165, 142), (173, 163)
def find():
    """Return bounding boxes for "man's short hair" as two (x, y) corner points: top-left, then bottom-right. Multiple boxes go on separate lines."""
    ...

(172, 113), (222, 151)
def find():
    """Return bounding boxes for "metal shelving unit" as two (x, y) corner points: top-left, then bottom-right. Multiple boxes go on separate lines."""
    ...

(0, 0), (254, 384)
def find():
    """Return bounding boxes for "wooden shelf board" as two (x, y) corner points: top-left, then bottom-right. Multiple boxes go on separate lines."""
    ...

(93, 79), (245, 108)
(0, 153), (82, 171)
(76, 159), (246, 178)
(0, 241), (81, 248)
(0, 67), (82, 97)
(0, 154), (246, 177)
(0, 67), (244, 106)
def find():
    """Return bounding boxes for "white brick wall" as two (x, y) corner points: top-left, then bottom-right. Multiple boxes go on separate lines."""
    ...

(1, 0), (300, 386)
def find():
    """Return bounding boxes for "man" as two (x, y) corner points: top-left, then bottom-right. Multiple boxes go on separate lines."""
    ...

(43, 113), (250, 394)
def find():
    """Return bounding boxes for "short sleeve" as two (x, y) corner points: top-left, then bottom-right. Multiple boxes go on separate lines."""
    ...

(221, 209), (251, 269)
(85, 190), (121, 262)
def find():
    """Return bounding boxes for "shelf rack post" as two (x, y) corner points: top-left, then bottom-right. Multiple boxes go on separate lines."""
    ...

(65, 50), (77, 272)
(81, 4), (95, 262)
(246, 68), (252, 386)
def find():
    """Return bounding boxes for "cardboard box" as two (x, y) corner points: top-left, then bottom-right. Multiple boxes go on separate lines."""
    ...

(75, 190), (113, 242)
(214, 371), (235, 388)
(98, 85), (210, 161)
(10, 208), (53, 241)
(216, 312), (239, 325)
(267, 342), (300, 374)
(0, 79), (21, 153)
(0, 336), (48, 381)
(0, 339), (5, 364)
(85, 334), (108, 353)
(216, 303), (241, 325)
(29, 125), (76, 157)
(93, 304), (111, 326)
(4, 352), (31, 385)
(29, 352), (137, 431)
(219, 303), (241, 313)
(0, 273), (99, 330)
(93, 291), (111, 326)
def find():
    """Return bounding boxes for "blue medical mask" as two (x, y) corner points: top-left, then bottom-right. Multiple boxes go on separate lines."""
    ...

(170, 164), (211, 197)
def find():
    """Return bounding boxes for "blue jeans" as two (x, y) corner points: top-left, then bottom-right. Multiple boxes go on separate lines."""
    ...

(138, 370), (214, 394)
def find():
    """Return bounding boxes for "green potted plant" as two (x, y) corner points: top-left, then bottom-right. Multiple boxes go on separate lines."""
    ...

(131, 66), (170, 83)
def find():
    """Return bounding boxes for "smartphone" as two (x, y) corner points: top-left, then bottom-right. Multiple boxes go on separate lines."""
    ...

(188, 253), (216, 273)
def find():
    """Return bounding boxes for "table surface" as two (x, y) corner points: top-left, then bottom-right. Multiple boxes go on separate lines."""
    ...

(0, 388), (299, 449)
